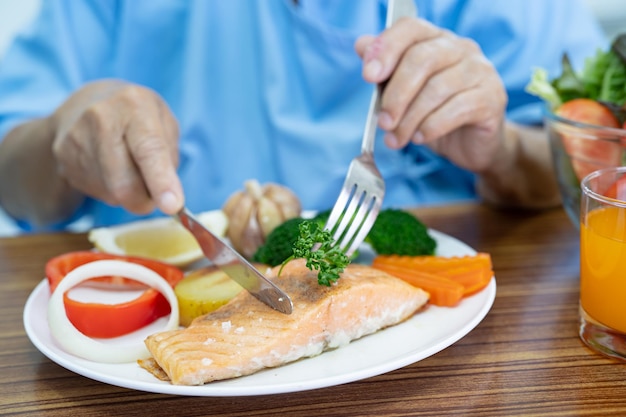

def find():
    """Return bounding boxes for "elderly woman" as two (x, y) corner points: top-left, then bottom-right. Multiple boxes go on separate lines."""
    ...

(0, 0), (605, 232)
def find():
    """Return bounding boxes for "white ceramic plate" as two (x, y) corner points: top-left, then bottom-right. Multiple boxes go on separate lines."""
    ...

(23, 230), (496, 396)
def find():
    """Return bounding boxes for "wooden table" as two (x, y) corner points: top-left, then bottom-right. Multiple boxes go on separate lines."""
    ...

(2, 203), (626, 416)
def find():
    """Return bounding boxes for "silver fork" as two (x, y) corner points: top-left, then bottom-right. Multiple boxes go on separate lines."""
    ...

(324, 0), (417, 256)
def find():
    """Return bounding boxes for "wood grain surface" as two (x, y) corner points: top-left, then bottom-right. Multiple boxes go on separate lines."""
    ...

(1, 203), (626, 416)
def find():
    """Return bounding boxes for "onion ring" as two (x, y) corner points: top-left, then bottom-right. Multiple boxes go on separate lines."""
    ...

(47, 260), (179, 363)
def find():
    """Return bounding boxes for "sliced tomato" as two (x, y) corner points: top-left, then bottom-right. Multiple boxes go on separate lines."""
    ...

(46, 251), (184, 338)
(556, 99), (623, 181)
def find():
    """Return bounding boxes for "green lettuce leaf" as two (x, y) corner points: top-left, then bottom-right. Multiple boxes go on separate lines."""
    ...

(525, 33), (626, 108)
(525, 67), (562, 109)
(581, 49), (626, 105)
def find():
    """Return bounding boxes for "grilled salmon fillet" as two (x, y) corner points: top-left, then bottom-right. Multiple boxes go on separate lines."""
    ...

(142, 259), (429, 385)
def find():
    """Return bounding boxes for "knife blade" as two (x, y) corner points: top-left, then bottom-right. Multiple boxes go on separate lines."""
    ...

(176, 207), (293, 314)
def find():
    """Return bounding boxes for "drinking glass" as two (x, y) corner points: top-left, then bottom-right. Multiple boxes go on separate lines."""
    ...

(579, 166), (626, 360)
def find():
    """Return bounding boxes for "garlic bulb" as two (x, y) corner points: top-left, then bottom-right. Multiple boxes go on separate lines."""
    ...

(222, 180), (301, 259)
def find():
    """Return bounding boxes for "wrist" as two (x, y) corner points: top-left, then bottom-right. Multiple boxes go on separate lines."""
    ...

(476, 122), (561, 209)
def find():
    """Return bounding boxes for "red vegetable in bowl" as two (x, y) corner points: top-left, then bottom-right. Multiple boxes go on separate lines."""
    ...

(556, 98), (623, 181)
(557, 98), (620, 128)
(605, 175), (626, 200)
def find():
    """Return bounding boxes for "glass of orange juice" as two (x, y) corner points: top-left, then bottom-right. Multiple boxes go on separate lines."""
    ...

(579, 166), (626, 360)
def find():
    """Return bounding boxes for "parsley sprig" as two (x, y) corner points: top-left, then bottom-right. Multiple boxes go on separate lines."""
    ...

(278, 221), (350, 286)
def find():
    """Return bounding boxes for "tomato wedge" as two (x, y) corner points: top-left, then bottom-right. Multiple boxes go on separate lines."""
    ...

(556, 99), (623, 181)
(46, 251), (184, 338)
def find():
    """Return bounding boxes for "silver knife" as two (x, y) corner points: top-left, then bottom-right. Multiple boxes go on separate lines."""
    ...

(177, 207), (293, 314)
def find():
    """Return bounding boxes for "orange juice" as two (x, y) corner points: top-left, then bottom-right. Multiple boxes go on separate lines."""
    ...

(580, 206), (626, 333)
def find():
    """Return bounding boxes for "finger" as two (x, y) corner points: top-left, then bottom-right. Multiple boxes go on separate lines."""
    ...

(390, 57), (478, 147)
(89, 102), (155, 213)
(52, 127), (105, 200)
(53, 103), (141, 208)
(361, 18), (441, 83)
(416, 87), (499, 145)
(379, 35), (469, 133)
(157, 99), (180, 168)
(125, 98), (184, 215)
(354, 34), (377, 59)
(419, 87), (505, 172)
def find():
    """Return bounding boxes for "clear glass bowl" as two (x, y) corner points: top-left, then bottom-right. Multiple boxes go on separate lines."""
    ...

(546, 110), (626, 228)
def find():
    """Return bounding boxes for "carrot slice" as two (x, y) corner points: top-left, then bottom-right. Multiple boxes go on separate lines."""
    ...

(451, 266), (493, 296)
(373, 263), (464, 307)
(433, 264), (493, 295)
(373, 253), (492, 272)
(373, 253), (493, 297)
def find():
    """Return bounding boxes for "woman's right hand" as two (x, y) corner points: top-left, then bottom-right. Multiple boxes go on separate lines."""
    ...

(51, 80), (184, 215)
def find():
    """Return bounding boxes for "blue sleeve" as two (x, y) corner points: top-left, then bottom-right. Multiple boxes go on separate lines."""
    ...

(0, 0), (118, 141)
(0, 0), (118, 232)
(421, 0), (607, 124)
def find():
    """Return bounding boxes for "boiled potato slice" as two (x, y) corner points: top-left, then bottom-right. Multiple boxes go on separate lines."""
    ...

(175, 266), (247, 326)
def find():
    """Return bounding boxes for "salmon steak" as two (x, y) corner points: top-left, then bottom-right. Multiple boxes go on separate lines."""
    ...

(141, 259), (429, 385)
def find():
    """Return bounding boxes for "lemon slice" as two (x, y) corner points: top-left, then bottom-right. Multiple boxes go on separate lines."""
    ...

(87, 210), (228, 267)
(175, 266), (248, 326)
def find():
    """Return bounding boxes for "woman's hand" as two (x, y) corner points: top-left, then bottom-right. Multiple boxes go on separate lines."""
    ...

(355, 17), (508, 173)
(50, 80), (184, 215)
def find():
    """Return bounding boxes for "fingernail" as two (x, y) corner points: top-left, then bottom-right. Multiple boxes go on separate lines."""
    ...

(384, 133), (400, 148)
(379, 111), (393, 130)
(364, 38), (383, 61)
(412, 131), (425, 144)
(364, 59), (382, 79)
(159, 191), (180, 214)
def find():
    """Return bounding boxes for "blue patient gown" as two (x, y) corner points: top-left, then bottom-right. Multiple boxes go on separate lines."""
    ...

(0, 0), (605, 230)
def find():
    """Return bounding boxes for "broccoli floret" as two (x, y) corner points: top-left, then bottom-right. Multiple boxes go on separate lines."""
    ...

(252, 214), (328, 266)
(365, 209), (436, 255)
(253, 208), (433, 265)
(252, 218), (307, 266)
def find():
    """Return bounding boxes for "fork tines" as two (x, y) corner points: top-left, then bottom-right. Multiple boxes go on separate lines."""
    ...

(325, 159), (384, 256)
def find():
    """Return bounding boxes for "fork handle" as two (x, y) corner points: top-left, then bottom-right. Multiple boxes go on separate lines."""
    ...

(360, 86), (382, 155)
(361, 0), (418, 155)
